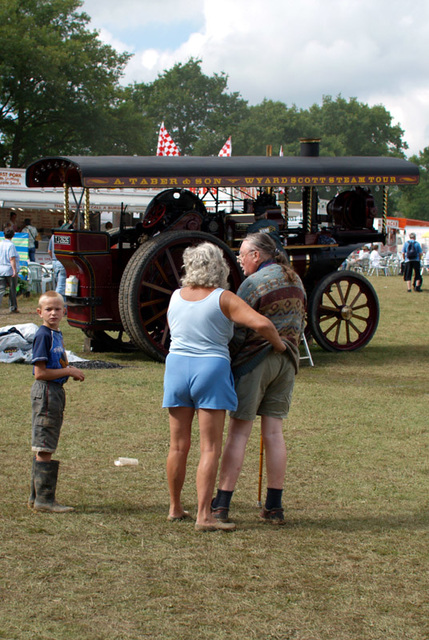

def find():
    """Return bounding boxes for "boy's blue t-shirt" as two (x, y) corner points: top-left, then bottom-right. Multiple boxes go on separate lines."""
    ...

(32, 325), (69, 385)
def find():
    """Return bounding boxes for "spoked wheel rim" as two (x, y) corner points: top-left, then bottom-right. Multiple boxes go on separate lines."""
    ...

(118, 231), (242, 361)
(142, 203), (167, 228)
(308, 271), (379, 352)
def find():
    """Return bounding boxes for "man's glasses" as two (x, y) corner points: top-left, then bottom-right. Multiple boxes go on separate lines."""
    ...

(237, 249), (256, 262)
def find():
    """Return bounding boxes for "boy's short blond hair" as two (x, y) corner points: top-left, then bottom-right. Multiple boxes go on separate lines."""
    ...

(37, 290), (65, 308)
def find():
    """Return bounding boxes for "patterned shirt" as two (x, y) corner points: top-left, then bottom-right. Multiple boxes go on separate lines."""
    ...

(230, 263), (306, 378)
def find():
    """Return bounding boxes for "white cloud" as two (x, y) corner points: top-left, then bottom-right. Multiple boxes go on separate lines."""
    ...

(82, 0), (204, 29)
(82, 0), (429, 155)
(96, 27), (131, 53)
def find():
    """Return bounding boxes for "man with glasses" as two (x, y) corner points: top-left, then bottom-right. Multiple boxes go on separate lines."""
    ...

(212, 232), (306, 525)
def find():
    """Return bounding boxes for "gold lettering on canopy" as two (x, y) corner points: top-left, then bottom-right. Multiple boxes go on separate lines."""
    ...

(84, 175), (415, 188)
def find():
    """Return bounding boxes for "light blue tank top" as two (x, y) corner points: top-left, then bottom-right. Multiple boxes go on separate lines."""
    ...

(167, 288), (233, 360)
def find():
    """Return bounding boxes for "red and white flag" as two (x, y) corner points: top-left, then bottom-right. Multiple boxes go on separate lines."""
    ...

(218, 136), (232, 157)
(156, 122), (180, 156)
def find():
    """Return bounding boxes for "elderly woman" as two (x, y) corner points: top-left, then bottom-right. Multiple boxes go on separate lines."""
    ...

(163, 242), (286, 532)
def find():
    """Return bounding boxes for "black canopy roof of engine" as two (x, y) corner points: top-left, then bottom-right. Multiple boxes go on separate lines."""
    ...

(25, 154), (419, 190)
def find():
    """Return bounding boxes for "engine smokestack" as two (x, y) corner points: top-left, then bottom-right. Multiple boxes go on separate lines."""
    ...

(299, 138), (320, 157)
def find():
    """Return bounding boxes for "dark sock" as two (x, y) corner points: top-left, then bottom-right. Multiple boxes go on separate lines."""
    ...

(212, 489), (233, 510)
(265, 488), (283, 510)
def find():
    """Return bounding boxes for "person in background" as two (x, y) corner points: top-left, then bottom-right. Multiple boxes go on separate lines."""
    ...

(0, 225), (19, 314)
(48, 232), (67, 296)
(355, 246), (371, 272)
(358, 246), (370, 261)
(9, 212), (19, 232)
(247, 206), (284, 251)
(212, 233), (306, 525)
(424, 249), (429, 275)
(369, 244), (381, 269)
(29, 291), (85, 512)
(21, 218), (39, 262)
(163, 242), (287, 532)
(402, 232), (423, 292)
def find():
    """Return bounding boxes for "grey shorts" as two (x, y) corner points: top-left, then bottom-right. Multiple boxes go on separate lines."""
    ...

(230, 351), (296, 421)
(31, 380), (66, 453)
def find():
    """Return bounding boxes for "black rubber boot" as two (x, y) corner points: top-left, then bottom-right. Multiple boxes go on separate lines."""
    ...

(28, 456), (36, 509)
(33, 460), (74, 513)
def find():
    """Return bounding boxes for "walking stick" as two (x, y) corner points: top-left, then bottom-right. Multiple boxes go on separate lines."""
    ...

(257, 434), (264, 507)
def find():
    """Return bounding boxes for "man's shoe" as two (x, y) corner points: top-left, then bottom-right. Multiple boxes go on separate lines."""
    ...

(259, 507), (285, 525)
(211, 505), (230, 522)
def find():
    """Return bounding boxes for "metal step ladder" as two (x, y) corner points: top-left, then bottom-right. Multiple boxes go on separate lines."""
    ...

(300, 333), (314, 366)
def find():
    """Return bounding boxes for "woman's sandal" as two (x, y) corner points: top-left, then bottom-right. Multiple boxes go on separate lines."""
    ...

(167, 510), (193, 522)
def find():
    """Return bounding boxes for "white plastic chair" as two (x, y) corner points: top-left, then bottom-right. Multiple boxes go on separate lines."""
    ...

(27, 261), (43, 293)
(369, 256), (388, 276)
(387, 255), (401, 276)
(354, 256), (369, 274)
(41, 264), (56, 293)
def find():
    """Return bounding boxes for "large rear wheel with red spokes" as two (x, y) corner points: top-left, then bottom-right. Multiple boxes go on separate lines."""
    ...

(118, 230), (242, 362)
(307, 271), (379, 352)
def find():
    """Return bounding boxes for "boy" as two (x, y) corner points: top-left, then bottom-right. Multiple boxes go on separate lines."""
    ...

(29, 291), (85, 513)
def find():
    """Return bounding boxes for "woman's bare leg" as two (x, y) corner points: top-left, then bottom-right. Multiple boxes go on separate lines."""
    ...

(195, 408), (226, 525)
(167, 407), (194, 518)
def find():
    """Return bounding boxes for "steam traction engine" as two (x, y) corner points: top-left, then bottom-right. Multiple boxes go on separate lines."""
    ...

(25, 142), (419, 360)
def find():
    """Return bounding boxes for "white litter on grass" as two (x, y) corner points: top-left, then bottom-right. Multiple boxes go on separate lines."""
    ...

(0, 323), (38, 363)
(114, 457), (139, 466)
(67, 351), (89, 363)
(0, 323), (89, 364)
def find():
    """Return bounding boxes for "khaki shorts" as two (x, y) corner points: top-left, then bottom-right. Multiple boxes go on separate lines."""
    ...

(31, 380), (66, 453)
(230, 351), (296, 421)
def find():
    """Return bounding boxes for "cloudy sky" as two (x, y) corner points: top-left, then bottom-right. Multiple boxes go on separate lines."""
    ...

(81, 0), (429, 156)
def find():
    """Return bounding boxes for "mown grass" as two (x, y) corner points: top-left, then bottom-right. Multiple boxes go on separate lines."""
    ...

(0, 276), (427, 640)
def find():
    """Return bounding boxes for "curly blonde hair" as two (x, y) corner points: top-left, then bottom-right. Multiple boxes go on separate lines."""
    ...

(181, 242), (230, 289)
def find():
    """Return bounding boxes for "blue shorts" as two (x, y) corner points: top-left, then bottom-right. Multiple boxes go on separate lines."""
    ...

(163, 353), (238, 411)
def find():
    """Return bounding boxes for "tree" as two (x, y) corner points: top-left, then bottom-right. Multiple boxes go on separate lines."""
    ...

(130, 59), (248, 155)
(232, 95), (409, 158)
(0, 0), (131, 166)
(301, 95), (408, 157)
(233, 99), (303, 155)
(394, 149), (429, 221)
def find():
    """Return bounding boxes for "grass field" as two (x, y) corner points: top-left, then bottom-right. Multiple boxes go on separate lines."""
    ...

(0, 276), (427, 640)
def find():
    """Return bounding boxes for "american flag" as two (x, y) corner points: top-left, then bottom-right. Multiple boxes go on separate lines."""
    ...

(218, 136), (232, 157)
(156, 122), (180, 156)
